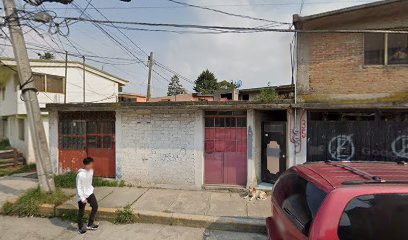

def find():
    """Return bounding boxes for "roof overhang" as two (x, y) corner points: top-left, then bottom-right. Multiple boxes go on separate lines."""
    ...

(46, 101), (293, 112)
(0, 58), (129, 85)
(293, 0), (408, 30)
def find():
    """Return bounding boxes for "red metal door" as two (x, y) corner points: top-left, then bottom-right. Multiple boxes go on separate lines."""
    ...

(204, 111), (247, 186)
(59, 112), (116, 178)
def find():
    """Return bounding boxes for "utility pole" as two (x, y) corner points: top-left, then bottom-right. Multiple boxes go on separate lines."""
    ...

(146, 52), (153, 101)
(82, 56), (86, 103)
(3, 0), (55, 192)
(64, 51), (68, 103)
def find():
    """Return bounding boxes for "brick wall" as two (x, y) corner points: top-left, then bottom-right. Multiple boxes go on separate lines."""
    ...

(297, 32), (408, 100)
(116, 109), (204, 189)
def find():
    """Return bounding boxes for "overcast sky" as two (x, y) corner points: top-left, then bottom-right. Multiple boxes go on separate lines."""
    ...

(1, 0), (376, 96)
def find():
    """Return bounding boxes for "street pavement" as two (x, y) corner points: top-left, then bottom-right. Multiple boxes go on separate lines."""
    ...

(0, 173), (38, 207)
(61, 187), (271, 218)
(0, 216), (267, 240)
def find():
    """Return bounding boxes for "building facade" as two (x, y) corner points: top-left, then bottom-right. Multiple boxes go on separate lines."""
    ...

(47, 102), (294, 189)
(0, 58), (128, 163)
(293, 0), (408, 163)
(45, 1), (408, 190)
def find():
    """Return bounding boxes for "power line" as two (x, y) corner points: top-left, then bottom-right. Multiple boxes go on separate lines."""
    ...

(70, 2), (147, 67)
(59, 17), (408, 34)
(87, 1), (148, 57)
(23, 1), (372, 10)
(75, 2), (196, 93)
(166, 0), (289, 25)
(167, 0), (290, 25)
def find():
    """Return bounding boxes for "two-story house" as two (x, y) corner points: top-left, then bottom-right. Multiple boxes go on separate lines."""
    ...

(292, 0), (408, 164)
(0, 58), (128, 163)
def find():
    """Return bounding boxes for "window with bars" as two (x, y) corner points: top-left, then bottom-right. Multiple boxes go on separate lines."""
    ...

(59, 119), (115, 150)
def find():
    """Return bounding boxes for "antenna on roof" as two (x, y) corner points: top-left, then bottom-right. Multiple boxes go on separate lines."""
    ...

(236, 80), (242, 88)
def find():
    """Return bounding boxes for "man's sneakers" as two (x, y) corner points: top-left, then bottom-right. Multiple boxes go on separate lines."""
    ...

(87, 224), (99, 230)
(78, 224), (98, 234)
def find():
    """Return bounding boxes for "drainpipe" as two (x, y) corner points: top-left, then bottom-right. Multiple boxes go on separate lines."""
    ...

(293, 32), (298, 167)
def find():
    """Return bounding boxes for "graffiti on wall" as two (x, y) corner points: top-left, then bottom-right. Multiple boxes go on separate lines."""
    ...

(308, 120), (408, 162)
(328, 135), (355, 161)
(392, 135), (408, 159)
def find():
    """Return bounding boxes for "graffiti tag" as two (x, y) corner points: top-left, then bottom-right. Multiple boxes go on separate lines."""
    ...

(328, 135), (355, 161)
(301, 119), (307, 139)
(392, 135), (408, 159)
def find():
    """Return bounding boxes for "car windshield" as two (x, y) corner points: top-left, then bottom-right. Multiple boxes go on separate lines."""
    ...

(338, 193), (408, 240)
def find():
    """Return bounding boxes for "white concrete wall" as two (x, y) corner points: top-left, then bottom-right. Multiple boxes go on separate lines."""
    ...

(5, 116), (28, 160)
(116, 109), (204, 189)
(287, 109), (308, 167)
(3, 115), (50, 164)
(0, 73), (18, 116)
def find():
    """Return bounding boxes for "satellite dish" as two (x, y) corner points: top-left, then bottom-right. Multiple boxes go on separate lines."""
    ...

(236, 80), (242, 88)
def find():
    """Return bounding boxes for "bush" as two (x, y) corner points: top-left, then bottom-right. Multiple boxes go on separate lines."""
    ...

(54, 171), (77, 188)
(255, 88), (279, 102)
(3, 188), (67, 217)
(54, 171), (124, 188)
(114, 204), (136, 224)
(0, 139), (10, 150)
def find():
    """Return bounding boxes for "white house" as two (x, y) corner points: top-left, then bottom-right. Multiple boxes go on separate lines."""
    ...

(0, 58), (128, 163)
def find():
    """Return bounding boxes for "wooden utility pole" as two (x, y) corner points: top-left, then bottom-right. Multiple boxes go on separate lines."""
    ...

(146, 52), (153, 101)
(3, 0), (55, 192)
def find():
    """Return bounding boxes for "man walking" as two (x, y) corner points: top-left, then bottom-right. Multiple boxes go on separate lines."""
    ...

(76, 157), (99, 234)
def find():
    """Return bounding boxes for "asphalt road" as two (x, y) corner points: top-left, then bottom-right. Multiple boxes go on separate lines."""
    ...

(0, 216), (267, 240)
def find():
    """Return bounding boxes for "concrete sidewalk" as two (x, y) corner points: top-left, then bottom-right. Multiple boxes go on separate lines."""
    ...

(59, 187), (271, 233)
(61, 187), (271, 218)
(0, 174), (38, 207)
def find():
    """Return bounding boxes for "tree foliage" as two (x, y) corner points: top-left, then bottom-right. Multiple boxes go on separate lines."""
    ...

(255, 88), (279, 102)
(38, 52), (55, 60)
(217, 80), (238, 90)
(167, 75), (186, 96)
(194, 69), (218, 94)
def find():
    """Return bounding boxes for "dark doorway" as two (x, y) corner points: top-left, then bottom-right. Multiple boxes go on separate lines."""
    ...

(262, 122), (286, 183)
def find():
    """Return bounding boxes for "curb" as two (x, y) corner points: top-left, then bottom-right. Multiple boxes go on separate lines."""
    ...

(53, 205), (266, 234)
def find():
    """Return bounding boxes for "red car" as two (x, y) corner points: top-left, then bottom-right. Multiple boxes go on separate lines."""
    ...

(266, 161), (408, 240)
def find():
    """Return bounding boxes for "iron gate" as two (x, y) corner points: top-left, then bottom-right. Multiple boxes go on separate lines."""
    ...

(204, 111), (247, 186)
(58, 111), (116, 177)
(307, 111), (408, 162)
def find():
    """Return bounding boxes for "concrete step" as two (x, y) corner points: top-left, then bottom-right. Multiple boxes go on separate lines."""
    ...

(51, 204), (266, 234)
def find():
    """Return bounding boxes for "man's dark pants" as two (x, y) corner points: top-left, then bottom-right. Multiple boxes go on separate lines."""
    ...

(77, 193), (98, 229)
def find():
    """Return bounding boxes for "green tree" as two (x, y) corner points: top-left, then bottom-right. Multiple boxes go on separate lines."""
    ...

(217, 80), (238, 90)
(194, 69), (218, 94)
(255, 88), (278, 102)
(37, 52), (55, 60)
(167, 75), (186, 96)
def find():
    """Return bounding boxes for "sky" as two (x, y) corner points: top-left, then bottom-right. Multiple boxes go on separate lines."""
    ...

(0, 0), (377, 97)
